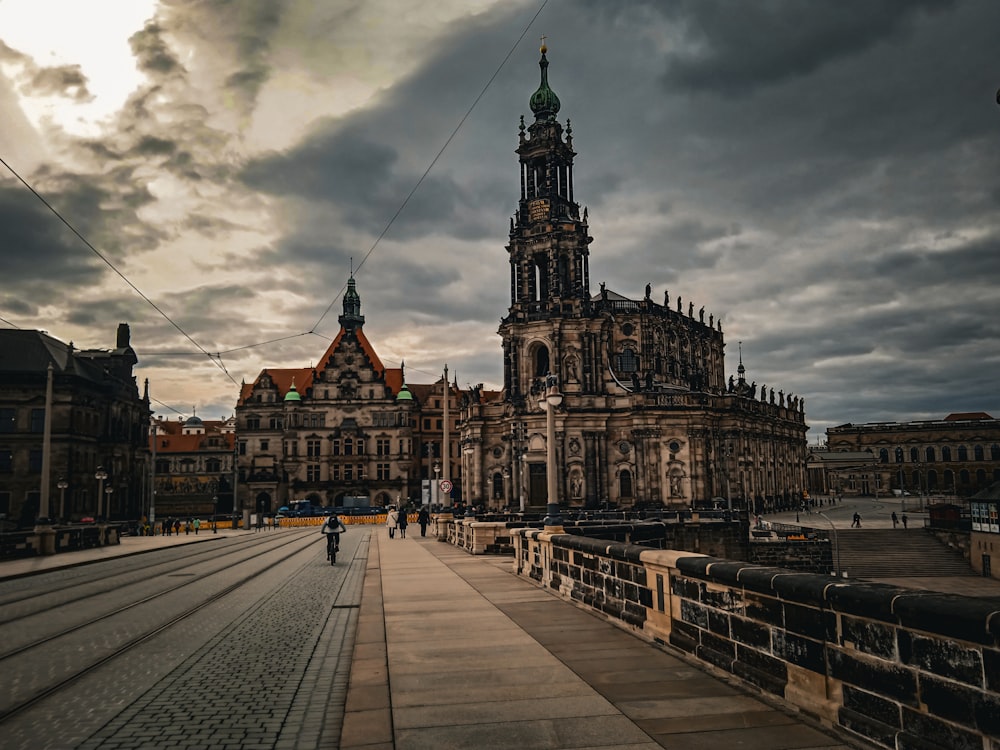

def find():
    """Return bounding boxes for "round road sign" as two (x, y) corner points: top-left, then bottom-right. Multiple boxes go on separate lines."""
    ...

(439, 479), (453, 493)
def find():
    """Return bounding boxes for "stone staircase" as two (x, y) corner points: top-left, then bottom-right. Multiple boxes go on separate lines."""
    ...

(834, 529), (973, 579)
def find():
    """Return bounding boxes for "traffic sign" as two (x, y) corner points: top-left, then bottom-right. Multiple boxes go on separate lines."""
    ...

(439, 479), (453, 494)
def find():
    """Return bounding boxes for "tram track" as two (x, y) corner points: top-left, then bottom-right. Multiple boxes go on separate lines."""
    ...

(0, 530), (298, 617)
(0, 529), (338, 723)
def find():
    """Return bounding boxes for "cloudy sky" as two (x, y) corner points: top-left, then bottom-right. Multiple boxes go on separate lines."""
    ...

(1, 0), (998, 443)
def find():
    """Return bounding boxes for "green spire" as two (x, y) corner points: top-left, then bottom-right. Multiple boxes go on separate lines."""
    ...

(529, 40), (560, 122)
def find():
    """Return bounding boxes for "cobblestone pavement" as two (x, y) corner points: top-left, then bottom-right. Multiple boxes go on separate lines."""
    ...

(1, 527), (370, 750)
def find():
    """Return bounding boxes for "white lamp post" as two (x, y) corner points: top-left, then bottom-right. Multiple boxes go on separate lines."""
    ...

(95, 467), (108, 520)
(105, 486), (114, 520)
(540, 377), (564, 530)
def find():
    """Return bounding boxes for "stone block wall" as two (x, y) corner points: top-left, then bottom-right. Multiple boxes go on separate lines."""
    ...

(513, 529), (1000, 750)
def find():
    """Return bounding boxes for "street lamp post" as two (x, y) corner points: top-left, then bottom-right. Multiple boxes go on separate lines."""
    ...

(95, 466), (108, 520)
(105, 486), (114, 520)
(540, 377), (563, 530)
(433, 461), (441, 508)
(212, 494), (218, 533)
(463, 445), (475, 517)
(57, 478), (68, 522)
(502, 467), (511, 511)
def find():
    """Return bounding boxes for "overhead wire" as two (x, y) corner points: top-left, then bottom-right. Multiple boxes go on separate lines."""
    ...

(0, 0), (550, 405)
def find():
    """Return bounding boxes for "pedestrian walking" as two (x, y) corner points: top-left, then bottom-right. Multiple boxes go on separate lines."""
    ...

(901, 513), (908, 529)
(891, 511), (898, 528)
(851, 512), (862, 528)
(193, 518), (201, 535)
(418, 507), (430, 537)
(386, 507), (398, 538)
(173, 519), (181, 535)
(397, 508), (408, 539)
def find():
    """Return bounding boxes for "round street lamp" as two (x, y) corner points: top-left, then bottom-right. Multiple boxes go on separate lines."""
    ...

(95, 467), (108, 520)
(539, 377), (564, 530)
(433, 461), (441, 507)
(105, 486), (114, 521)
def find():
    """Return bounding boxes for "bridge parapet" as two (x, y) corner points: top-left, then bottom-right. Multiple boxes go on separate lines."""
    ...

(512, 528), (1000, 750)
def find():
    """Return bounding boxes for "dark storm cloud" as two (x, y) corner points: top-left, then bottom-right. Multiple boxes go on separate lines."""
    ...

(129, 21), (182, 75)
(650, 0), (954, 95)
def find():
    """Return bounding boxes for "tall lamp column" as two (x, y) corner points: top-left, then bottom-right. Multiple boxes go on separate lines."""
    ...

(57, 478), (68, 522)
(540, 377), (564, 530)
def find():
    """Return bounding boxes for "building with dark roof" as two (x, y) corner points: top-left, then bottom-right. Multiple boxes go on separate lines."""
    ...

(0, 324), (150, 525)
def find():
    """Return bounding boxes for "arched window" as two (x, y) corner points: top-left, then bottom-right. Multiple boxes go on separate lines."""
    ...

(617, 347), (639, 373)
(927, 469), (937, 489)
(960, 469), (970, 485)
(492, 472), (504, 500)
(619, 469), (633, 498)
(879, 448), (889, 464)
(925, 446), (935, 463)
(974, 445), (984, 461)
(958, 445), (968, 461)
(912, 470), (920, 488)
(942, 446), (952, 462)
(992, 444), (1000, 461)
(534, 346), (550, 378)
(944, 469), (953, 489)
(557, 255), (570, 295)
(909, 447), (919, 462)
(534, 256), (549, 301)
(894, 447), (904, 463)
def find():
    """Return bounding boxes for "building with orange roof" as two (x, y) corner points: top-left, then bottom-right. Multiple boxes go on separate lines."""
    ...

(149, 413), (236, 518)
(233, 276), (453, 512)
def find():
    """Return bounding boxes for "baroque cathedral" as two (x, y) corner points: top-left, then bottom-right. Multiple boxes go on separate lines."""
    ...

(458, 44), (808, 511)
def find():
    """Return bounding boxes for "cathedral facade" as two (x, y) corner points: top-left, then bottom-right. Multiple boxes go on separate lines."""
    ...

(458, 46), (808, 511)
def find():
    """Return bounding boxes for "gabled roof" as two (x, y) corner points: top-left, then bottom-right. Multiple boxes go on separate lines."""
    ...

(0, 329), (105, 381)
(152, 432), (235, 454)
(316, 326), (385, 378)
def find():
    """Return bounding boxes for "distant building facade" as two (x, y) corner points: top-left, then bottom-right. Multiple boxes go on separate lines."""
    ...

(458, 46), (808, 512)
(150, 414), (236, 518)
(233, 277), (468, 512)
(826, 413), (1000, 498)
(0, 324), (150, 525)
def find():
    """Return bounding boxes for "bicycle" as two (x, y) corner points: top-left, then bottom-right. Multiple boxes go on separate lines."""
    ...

(326, 532), (339, 565)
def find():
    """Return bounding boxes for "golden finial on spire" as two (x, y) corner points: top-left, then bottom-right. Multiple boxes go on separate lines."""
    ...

(540, 34), (547, 54)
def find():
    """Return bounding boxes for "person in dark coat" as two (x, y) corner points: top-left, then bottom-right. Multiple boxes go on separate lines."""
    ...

(397, 507), (408, 538)
(418, 507), (430, 537)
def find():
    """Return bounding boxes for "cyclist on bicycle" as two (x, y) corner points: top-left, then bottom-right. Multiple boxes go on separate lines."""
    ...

(321, 513), (347, 559)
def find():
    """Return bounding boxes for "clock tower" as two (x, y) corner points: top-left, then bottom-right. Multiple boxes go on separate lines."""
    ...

(501, 42), (593, 401)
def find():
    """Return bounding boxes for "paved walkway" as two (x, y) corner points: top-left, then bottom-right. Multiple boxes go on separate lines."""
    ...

(342, 532), (859, 750)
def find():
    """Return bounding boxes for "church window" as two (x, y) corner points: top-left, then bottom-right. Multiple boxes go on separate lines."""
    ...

(534, 257), (549, 300)
(617, 347), (639, 373)
(557, 255), (570, 294)
(909, 447), (918, 462)
(879, 448), (888, 463)
(619, 469), (633, 498)
(925, 447), (935, 462)
(974, 445), (984, 461)
(942, 446), (952, 461)
(534, 346), (550, 378)
(958, 445), (968, 461)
